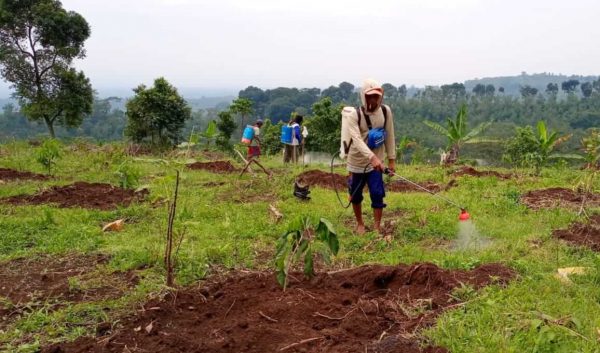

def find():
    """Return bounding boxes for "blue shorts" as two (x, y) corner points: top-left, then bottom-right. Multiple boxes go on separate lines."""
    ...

(348, 171), (386, 209)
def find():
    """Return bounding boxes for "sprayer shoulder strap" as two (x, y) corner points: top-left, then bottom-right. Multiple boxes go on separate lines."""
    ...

(359, 106), (388, 131)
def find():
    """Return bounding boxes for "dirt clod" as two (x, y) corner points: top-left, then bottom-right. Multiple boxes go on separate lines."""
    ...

(554, 215), (600, 251)
(187, 161), (238, 173)
(0, 168), (49, 181)
(1, 182), (148, 210)
(520, 188), (600, 210)
(44, 263), (514, 353)
(451, 166), (511, 179)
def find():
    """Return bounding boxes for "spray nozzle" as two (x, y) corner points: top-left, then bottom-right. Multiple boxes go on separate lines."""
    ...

(459, 209), (470, 221)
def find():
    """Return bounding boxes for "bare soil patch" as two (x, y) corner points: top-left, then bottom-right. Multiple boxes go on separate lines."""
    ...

(520, 188), (600, 210)
(451, 166), (512, 180)
(297, 170), (454, 194)
(0, 168), (49, 182)
(553, 215), (600, 251)
(1, 182), (148, 210)
(0, 254), (138, 328)
(187, 161), (239, 174)
(44, 263), (514, 353)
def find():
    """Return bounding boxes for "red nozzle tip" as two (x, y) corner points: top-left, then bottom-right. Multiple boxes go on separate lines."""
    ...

(459, 210), (470, 221)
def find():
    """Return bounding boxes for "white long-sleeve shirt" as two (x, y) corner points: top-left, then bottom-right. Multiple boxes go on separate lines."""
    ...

(340, 104), (396, 173)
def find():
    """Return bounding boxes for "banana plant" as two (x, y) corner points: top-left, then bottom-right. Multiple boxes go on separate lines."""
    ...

(275, 217), (339, 290)
(396, 136), (417, 164)
(579, 129), (600, 169)
(200, 120), (218, 148)
(423, 104), (492, 165)
(536, 121), (573, 173)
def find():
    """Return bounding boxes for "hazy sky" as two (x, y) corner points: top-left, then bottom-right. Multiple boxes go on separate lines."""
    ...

(1, 0), (599, 96)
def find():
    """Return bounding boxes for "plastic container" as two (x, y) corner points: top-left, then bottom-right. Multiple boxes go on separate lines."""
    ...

(241, 125), (255, 144)
(281, 125), (293, 144)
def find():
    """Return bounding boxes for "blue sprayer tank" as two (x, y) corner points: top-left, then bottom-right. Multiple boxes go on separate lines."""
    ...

(241, 125), (255, 144)
(281, 124), (293, 144)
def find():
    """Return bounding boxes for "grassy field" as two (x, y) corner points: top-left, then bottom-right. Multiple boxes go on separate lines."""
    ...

(0, 140), (599, 352)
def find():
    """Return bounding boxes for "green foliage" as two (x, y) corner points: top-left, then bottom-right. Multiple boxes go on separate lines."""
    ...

(503, 121), (572, 174)
(229, 98), (254, 133)
(304, 97), (344, 153)
(0, 0), (93, 138)
(423, 104), (492, 164)
(125, 77), (191, 147)
(275, 217), (339, 290)
(580, 129), (600, 169)
(114, 161), (141, 189)
(215, 110), (236, 151)
(396, 136), (417, 164)
(35, 139), (61, 174)
(259, 119), (283, 156)
(199, 120), (218, 147)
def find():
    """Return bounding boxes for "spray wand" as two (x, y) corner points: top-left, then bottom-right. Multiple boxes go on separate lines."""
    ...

(384, 168), (470, 221)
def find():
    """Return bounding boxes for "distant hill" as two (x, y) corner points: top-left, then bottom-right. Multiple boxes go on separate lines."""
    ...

(464, 72), (598, 96)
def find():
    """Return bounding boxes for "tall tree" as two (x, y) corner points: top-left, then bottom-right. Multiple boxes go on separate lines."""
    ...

(519, 85), (538, 98)
(581, 82), (593, 98)
(304, 97), (344, 153)
(472, 84), (486, 97)
(381, 83), (397, 97)
(398, 84), (407, 98)
(545, 83), (559, 96)
(229, 97), (254, 132)
(215, 110), (236, 151)
(0, 0), (93, 138)
(561, 79), (580, 94)
(125, 78), (191, 146)
(485, 84), (496, 96)
(338, 81), (355, 101)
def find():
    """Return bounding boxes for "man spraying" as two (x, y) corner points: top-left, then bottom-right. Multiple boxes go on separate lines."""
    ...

(340, 79), (396, 235)
(240, 119), (270, 176)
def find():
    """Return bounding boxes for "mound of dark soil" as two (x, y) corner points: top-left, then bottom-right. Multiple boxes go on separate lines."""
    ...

(0, 254), (138, 328)
(554, 215), (600, 251)
(297, 170), (455, 194)
(187, 161), (238, 173)
(297, 170), (348, 190)
(451, 166), (511, 180)
(0, 168), (49, 181)
(2, 182), (148, 210)
(520, 188), (600, 210)
(44, 263), (514, 353)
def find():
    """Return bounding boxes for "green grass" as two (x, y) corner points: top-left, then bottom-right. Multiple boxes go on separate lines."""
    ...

(0, 140), (599, 352)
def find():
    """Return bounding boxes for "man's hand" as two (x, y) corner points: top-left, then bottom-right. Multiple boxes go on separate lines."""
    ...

(370, 154), (384, 172)
(388, 159), (396, 174)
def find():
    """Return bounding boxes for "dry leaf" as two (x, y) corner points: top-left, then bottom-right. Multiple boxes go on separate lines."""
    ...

(102, 219), (125, 232)
(134, 326), (141, 332)
(555, 267), (588, 284)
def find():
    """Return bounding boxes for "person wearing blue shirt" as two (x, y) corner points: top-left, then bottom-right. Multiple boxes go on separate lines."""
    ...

(284, 115), (304, 163)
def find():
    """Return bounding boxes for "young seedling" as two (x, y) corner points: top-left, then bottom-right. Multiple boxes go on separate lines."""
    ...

(115, 160), (141, 189)
(35, 139), (61, 175)
(275, 216), (339, 290)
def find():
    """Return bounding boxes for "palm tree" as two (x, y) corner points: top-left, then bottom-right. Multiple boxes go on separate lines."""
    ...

(423, 104), (492, 165)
